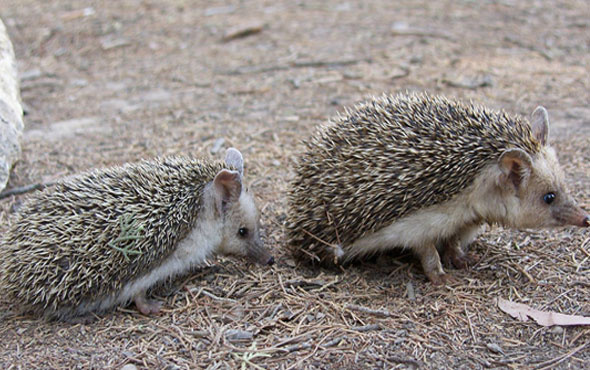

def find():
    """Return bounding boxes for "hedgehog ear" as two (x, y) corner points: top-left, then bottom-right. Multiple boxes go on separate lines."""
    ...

(531, 106), (549, 146)
(213, 169), (242, 214)
(225, 148), (244, 177)
(498, 148), (532, 189)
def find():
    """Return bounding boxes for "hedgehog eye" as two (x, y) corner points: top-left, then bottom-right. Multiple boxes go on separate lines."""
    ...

(238, 227), (249, 238)
(543, 192), (556, 205)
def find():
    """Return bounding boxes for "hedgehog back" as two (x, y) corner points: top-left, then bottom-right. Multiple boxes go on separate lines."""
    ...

(0, 157), (225, 315)
(287, 93), (541, 262)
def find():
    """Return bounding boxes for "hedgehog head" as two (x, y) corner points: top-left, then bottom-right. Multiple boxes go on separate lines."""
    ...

(494, 107), (589, 228)
(208, 149), (274, 265)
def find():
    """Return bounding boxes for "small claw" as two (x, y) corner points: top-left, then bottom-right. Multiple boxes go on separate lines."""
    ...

(134, 295), (163, 316)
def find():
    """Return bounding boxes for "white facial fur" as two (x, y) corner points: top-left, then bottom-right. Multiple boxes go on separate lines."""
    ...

(218, 189), (264, 260)
(347, 181), (485, 260)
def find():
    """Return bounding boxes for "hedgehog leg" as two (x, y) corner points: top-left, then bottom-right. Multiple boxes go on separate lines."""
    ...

(133, 292), (163, 315)
(443, 243), (479, 270)
(416, 243), (454, 285)
(442, 225), (481, 269)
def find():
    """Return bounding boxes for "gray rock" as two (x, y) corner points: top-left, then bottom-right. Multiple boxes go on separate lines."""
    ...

(0, 18), (24, 192)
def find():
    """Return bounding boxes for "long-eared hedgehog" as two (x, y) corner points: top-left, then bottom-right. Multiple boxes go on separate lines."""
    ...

(286, 92), (589, 284)
(0, 148), (274, 321)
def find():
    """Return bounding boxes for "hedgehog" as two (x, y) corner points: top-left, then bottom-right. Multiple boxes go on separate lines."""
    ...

(0, 148), (274, 321)
(286, 92), (589, 284)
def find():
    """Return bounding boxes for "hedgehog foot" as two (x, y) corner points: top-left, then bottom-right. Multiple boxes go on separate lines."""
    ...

(134, 294), (163, 316)
(417, 244), (458, 285)
(452, 253), (479, 270)
(426, 271), (458, 286)
(443, 248), (479, 270)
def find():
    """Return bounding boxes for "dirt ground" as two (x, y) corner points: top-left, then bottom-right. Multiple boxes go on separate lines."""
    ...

(0, 0), (589, 368)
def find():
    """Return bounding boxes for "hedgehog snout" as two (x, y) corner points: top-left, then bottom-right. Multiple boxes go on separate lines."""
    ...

(250, 247), (274, 266)
(549, 202), (590, 228)
(246, 238), (274, 266)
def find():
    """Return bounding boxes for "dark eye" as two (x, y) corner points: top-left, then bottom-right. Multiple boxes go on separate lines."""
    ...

(543, 192), (555, 205)
(238, 227), (248, 238)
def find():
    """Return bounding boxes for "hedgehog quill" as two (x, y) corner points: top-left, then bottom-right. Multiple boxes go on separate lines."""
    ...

(286, 92), (589, 284)
(0, 148), (274, 321)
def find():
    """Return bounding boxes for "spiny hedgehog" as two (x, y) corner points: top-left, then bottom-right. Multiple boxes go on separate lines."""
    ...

(286, 92), (589, 284)
(0, 148), (274, 321)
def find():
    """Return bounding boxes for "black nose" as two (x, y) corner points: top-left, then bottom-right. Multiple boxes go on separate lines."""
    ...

(584, 216), (590, 227)
(267, 256), (275, 265)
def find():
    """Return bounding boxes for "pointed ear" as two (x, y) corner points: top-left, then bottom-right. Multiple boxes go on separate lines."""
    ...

(225, 148), (244, 177)
(531, 106), (549, 146)
(213, 169), (242, 214)
(498, 148), (532, 189)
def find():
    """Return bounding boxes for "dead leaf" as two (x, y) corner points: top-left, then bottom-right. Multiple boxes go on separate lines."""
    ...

(222, 22), (265, 42)
(498, 298), (590, 326)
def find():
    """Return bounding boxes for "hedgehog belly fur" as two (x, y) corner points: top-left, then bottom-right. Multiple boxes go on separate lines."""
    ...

(69, 207), (223, 318)
(344, 163), (502, 260)
(346, 195), (480, 260)
(121, 217), (222, 301)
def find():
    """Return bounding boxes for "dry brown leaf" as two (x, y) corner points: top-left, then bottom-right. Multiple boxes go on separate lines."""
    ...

(498, 298), (590, 327)
(222, 22), (265, 42)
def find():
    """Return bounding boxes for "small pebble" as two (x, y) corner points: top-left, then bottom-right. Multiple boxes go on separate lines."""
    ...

(394, 329), (407, 337)
(100, 37), (131, 50)
(486, 342), (504, 354)
(406, 281), (416, 301)
(225, 329), (253, 341)
(120, 364), (138, 370)
(550, 326), (564, 335)
(204, 6), (236, 16)
(343, 71), (362, 79)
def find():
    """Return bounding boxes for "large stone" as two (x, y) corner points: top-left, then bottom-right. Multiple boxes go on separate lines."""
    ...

(0, 18), (23, 192)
